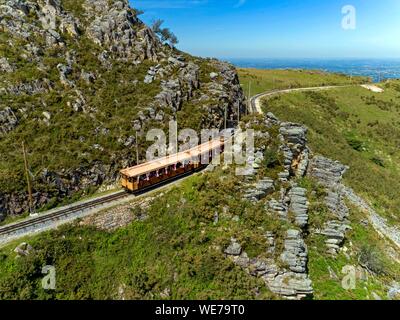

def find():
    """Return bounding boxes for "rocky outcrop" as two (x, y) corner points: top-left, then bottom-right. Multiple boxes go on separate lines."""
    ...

(225, 230), (313, 300)
(0, 161), (121, 220)
(14, 242), (34, 257)
(308, 156), (351, 255)
(0, 57), (14, 73)
(0, 107), (18, 135)
(85, 0), (160, 62)
(278, 122), (309, 182)
(1, 79), (52, 96)
(267, 230), (313, 299)
(288, 187), (309, 228)
(243, 178), (275, 202)
(0, 0), (245, 218)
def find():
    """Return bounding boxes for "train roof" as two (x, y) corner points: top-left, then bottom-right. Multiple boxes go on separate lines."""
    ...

(120, 138), (224, 178)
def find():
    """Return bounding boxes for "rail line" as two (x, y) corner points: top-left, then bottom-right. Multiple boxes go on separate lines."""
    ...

(0, 166), (207, 245)
(0, 191), (129, 243)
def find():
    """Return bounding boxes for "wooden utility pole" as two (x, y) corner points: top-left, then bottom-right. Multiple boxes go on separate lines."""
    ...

(175, 112), (178, 153)
(224, 105), (227, 130)
(22, 141), (33, 213)
(247, 81), (251, 115)
(135, 131), (139, 165)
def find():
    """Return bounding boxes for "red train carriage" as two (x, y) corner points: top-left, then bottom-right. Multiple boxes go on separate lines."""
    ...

(120, 138), (225, 192)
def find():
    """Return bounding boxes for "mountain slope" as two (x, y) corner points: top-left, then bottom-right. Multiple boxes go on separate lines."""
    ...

(1, 94), (399, 300)
(0, 0), (245, 220)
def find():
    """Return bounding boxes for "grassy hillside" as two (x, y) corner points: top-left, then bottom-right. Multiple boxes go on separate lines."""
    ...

(1, 68), (399, 301)
(238, 68), (370, 98)
(0, 131), (282, 299)
(261, 82), (400, 225)
(0, 0), (244, 219)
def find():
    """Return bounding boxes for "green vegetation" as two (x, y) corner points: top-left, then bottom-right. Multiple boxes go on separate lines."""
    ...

(238, 68), (400, 299)
(0, 2), (223, 210)
(308, 205), (400, 300)
(261, 83), (400, 225)
(0, 163), (283, 300)
(151, 19), (179, 47)
(238, 68), (369, 98)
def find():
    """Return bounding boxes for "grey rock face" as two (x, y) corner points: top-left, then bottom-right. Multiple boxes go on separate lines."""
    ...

(308, 156), (351, 255)
(318, 220), (351, 255)
(2, 79), (52, 96)
(155, 79), (182, 112)
(81, 71), (96, 84)
(228, 229), (313, 300)
(168, 56), (186, 68)
(288, 187), (309, 228)
(325, 188), (349, 220)
(0, 107), (18, 135)
(243, 178), (275, 202)
(387, 282), (400, 300)
(266, 112), (280, 124)
(85, 0), (160, 62)
(280, 229), (308, 273)
(266, 272), (313, 300)
(210, 72), (219, 80)
(277, 122), (309, 182)
(309, 156), (348, 188)
(0, 57), (15, 73)
(14, 242), (34, 256)
(57, 63), (74, 87)
(280, 122), (307, 148)
(224, 238), (242, 256)
(268, 198), (288, 220)
(296, 148), (309, 177)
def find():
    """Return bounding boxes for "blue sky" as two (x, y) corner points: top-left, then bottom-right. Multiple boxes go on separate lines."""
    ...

(132, 0), (400, 59)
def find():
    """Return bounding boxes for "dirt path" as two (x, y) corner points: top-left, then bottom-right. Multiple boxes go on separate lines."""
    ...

(250, 85), (352, 114)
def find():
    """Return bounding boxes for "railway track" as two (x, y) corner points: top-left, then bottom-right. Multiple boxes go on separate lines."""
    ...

(0, 191), (129, 244)
(0, 168), (204, 245)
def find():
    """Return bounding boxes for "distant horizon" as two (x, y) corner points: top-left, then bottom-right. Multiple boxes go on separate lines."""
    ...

(223, 57), (400, 82)
(218, 57), (400, 61)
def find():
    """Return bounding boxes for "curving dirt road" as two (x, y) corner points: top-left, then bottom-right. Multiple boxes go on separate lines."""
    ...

(249, 85), (352, 114)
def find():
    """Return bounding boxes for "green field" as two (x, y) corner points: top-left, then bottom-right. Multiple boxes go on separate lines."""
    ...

(238, 68), (370, 98)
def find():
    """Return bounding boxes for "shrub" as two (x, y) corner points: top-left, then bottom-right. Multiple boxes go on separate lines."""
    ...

(371, 157), (385, 168)
(346, 136), (365, 152)
(358, 245), (387, 275)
